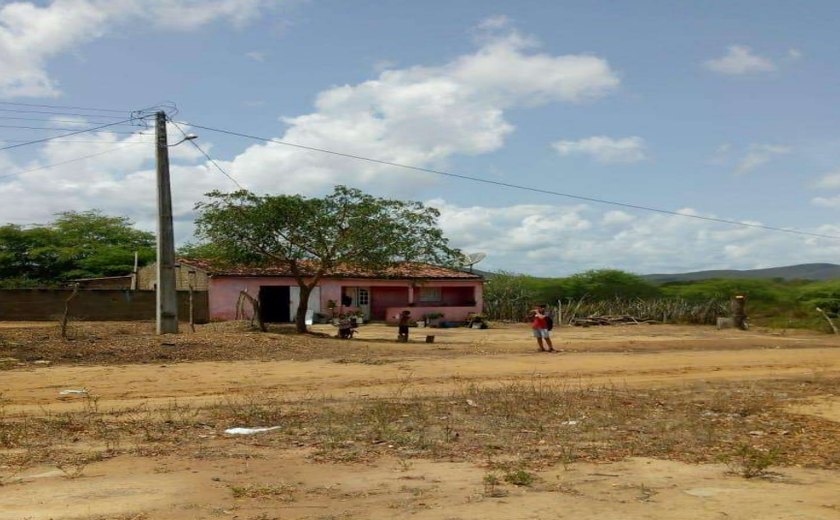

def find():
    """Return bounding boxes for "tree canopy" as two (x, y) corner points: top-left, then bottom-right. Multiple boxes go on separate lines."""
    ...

(194, 185), (460, 331)
(559, 269), (661, 300)
(0, 211), (154, 287)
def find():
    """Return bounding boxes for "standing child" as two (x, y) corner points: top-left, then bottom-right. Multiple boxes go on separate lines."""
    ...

(397, 310), (411, 342)
(531, 304), (556, 353)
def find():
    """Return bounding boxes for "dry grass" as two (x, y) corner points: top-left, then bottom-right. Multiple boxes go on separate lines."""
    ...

(0, 321), (329, 366)
(229, 482), (297, 501)
(2, 377), (838, 483)
(1, 320), (833, 368)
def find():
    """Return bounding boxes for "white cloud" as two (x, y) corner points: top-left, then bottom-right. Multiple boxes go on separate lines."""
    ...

(812, 195), (840, 208)
(228, 29), (620, 195)
(735, 144), (790, 174)
(0, 121), (215, 236)
(432, 200), (840, 275)
(476, 15), (511, 31)
(814, 171), (840, 190)
(0, 25), (620, 240)
(552, 136), (646, 164)
(602, 210), (635, 225)
(372, 59), (397, 73)
(2, 123), (836, 275)
(245, 51), (266, 62)
(788, 48), (803, 60)
(0, 0), (277, 98)
(704, 45), (777, 75)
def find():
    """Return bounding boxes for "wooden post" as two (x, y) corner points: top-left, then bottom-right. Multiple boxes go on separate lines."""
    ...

(188, 271), (196, 333)
(188, 285), (196, 333)
(130, 251), (139, 290)
(239, 290), (266, 332)
(557, 299), (562, 326)
(732, 294), (747, 330)
(817, 307), (838, 335)
(60, 284), (80, 340)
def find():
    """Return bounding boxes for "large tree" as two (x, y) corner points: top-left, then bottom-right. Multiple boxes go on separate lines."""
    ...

(194, 185), (460, 332)
(0, 211), (154, 287)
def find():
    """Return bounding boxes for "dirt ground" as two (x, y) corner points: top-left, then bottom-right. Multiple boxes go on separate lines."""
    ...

(2, 321), (840, 519)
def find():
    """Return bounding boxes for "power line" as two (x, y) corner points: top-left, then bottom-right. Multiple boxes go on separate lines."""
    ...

(0, 107), (128, 119)
(0, 129), (145, 135)
(180, 120), (840, 241)
(0, 124), (144, 131)
(0, 101), (130, 114)
(0, 138), (154, 144)
(170, 120), (243, 189)
(0, 118), (143, 152)
(0, 115), (138, 125)
(0, 142), (147, 181)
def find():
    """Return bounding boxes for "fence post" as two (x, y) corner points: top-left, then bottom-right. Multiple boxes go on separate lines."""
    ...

(60, 284), (80, 339)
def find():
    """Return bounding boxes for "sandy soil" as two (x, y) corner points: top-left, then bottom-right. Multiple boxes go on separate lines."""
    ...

(2, 322), (840, 519)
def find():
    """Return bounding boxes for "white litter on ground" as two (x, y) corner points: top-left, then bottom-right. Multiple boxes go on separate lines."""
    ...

(223, 426), (281, 435)
(58, 389), (88, 396)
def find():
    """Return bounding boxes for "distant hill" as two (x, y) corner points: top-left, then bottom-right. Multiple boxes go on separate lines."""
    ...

(643, 263), (840, 283)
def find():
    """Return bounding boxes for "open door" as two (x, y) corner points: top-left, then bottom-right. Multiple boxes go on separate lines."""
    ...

(289, 286), (321, 319)
(259, 286), (291, 322)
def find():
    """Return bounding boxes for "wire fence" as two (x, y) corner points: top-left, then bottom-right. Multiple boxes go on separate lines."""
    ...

(484, 296), (729, 325)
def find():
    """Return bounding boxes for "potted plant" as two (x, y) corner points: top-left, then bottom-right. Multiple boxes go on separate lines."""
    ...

(423, 312), (444, 327)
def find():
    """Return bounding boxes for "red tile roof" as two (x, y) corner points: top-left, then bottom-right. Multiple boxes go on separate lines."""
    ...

(178, 258), (482, 280)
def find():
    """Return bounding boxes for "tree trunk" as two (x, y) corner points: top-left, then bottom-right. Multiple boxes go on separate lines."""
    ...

(295, 283), (313, 333)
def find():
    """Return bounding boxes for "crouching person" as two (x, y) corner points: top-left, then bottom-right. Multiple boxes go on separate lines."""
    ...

(337, 314), (354, 339)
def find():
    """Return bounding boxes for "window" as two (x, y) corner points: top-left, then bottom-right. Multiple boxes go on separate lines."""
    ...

(357, 288), (370, 305)
(417, 287), (441, 302)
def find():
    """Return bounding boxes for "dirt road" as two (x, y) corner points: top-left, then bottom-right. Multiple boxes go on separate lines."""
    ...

(4, 324), (839, 413)
(2, 323), (839, 519)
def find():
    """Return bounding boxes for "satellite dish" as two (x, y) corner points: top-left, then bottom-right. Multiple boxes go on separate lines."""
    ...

(460, 252), (487, 272)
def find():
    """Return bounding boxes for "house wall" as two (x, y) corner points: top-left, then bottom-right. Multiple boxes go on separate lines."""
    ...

(370, 287), (409, 320)
(208, 276), (483, 322)
(384, 305), (478, 324)
(136, 263), (210, 291)
(209, 277), (297, 321)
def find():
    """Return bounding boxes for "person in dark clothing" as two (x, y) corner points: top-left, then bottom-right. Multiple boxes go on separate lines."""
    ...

(397, 310), (411, 342)
(337, 314), (355, 339)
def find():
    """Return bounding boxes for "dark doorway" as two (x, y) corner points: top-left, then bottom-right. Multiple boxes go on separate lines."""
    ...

(260, 286), (291, 322)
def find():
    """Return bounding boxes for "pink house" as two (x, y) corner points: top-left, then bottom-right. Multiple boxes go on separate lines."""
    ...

(180, 259), (484, 324)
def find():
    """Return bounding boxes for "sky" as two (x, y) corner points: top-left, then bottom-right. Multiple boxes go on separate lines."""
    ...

(1, 0), (840, 276)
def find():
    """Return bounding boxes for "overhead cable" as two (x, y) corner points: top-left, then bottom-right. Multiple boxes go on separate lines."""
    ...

(170, 120), (243, 189)
(0, 108), (128, 119)
(180, 120), (840, 241)
(0, 143), (146, 181)
(0, 101), (130, 114)
(0, 115), (137, 125)
(0, 118), (143, 152)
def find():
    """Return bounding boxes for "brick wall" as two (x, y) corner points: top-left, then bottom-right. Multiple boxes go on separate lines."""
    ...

(0, 289), (209, 322)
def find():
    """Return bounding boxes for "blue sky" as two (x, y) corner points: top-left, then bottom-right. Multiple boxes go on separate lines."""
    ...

(1, 0), (839, 275)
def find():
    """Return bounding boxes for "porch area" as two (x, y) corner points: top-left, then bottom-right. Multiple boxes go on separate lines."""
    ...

(322, 280), (483, 322)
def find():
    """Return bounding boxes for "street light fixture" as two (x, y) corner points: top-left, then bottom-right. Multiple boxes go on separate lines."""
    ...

(169, 134), (198, 147)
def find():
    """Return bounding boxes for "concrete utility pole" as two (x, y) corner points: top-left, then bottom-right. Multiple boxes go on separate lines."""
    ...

(155, 111), (178, 334)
